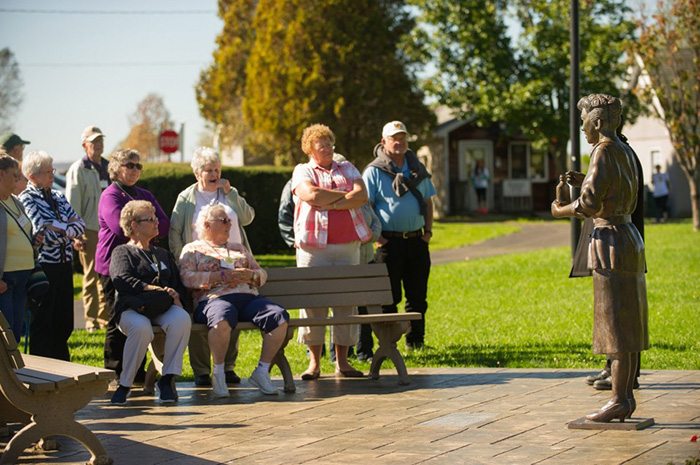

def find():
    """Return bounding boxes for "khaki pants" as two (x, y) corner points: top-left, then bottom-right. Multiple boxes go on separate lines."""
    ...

(80, 229), (108, 330)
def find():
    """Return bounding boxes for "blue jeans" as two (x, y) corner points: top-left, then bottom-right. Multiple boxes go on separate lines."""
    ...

(0, 269), (32, 343)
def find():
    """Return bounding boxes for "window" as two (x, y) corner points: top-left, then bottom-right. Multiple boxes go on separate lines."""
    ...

(509, 142), (529, 179)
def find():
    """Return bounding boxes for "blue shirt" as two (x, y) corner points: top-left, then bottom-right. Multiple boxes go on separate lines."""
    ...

(363, 162), (435, 232)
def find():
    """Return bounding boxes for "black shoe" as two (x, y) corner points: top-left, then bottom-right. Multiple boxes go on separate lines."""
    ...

(406, 341), (424, 350)
(225, 370), (241, 384)
(194, 374), (212, 386)
(633, 379), (640, 389)
(110, 385), (130, 405)
(585, 370), (610, 385)
(593, 376), (612, 390)
(157, 376), (177, 404)
(355, 351), (373, 362)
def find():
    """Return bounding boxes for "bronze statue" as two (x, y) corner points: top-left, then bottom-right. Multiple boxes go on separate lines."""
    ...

(552, 94), (648, 422)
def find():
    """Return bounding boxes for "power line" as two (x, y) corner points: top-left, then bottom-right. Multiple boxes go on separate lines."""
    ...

(22, 61), (206, 68)
(0, 8), (216, 15)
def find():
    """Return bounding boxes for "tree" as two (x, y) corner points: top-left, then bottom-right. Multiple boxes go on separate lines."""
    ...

(0, 48), (24, 133)
(406, 0), (639, 175)
(121, 93), (174, 161)
(197, 0), (433, 166)
(632, 0), (700, 231)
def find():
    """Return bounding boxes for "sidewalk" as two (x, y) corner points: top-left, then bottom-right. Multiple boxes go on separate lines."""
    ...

(4, 367), (698, 464)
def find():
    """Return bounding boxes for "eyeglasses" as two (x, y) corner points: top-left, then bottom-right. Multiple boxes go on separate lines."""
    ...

(209, 217), (232, 225)
(39, 169), (56, 175)
(313, 143), (335, 151)
(135, 217), (157, 223)
(122, 162), (143, 171)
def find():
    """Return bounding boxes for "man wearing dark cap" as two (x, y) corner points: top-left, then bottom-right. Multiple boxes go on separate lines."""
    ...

(0, 132), (30, 162)
(66, 126), (109, 332)
(363, 121), (436, 349)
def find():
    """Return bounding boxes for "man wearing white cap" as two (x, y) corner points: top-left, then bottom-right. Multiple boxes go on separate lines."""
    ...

(66, 126), (109, 332)
(362, 121), (436, 349)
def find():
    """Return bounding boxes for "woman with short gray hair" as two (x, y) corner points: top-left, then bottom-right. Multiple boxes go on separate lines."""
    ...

(19, 151), (85, 360)
(169, 146), (254, 387)
(96, 148), (170, 380)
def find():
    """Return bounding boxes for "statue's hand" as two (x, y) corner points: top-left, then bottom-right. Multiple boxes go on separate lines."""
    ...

(565, 170), (585, 188)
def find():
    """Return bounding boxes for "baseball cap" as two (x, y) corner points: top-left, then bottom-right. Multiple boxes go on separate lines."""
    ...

(0, 133), (30, 150)
(382, 121), (408, 139)
(81, 126), (105, 143)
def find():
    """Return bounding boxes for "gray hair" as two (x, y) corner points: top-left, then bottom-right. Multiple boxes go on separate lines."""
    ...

(119, 200), (154, 237)
(190, 147), (220, 175)
(108, 149), (140, 181)
(194, 203), (227, 239)
(22, 151), (53, 177)
(0, 153), (19, 172)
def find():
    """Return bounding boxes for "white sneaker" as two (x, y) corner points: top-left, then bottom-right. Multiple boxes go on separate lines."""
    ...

(212, 372), (229, 398)
(249, 368), (278, 395)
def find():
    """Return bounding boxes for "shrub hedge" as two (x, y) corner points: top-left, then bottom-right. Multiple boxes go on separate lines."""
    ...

(138, 162), (294, 254)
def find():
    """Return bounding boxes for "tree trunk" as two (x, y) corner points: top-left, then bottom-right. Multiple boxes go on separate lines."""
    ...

(688, 169), (700, 232)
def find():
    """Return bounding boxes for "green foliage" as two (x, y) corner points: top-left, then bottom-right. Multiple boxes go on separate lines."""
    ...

(631, 0), (700, 230)
(138, 162), (293, 254)
(407, 0), (640, 173)
(197, 0), (433, 167)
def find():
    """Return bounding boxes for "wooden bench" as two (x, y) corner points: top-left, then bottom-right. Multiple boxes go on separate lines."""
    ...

(148, 263), (420, 393)
(0, 313), (115, 465)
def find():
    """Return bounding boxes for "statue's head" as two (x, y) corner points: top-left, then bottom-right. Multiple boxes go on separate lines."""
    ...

(577, 94), (622, 134)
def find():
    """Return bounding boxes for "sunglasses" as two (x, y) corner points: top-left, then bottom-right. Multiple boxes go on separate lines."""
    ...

(135, 217), (157, 223)
(122, 162), (143, 170)
(209, 217), (232, 225)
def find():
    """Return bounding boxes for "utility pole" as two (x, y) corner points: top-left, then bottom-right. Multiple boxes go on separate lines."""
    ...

(569, 0), (581, 258)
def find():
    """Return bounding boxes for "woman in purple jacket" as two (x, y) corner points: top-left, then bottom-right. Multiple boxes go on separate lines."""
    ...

(96, 149), (170, 379)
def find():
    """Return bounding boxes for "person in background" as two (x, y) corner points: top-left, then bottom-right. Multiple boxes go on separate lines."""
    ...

(96, 149), (170, 381)
(0, 154), (36, 341)
(363, 121), (436, 350)
(66, 126), (109, 332)
(652, 164), (670, 223)
(292, 124), (370, 380)
(179, 204), (289, 396)
(471, 158), (490, 214)
(19, 151), (85, 360)
(170, 147), (255, 387)
(109, 200), (190, 405)
(0, 132), (31, 196)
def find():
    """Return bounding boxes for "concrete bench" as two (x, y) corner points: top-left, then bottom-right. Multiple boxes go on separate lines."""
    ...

(147, 263), (420, 393)
(0, 313), (115, 465)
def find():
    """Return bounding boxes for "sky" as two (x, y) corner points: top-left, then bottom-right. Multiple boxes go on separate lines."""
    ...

(0, 0), (222, 165)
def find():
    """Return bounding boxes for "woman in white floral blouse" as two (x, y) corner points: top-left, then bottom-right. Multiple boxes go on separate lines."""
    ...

(179, 204), (289, 397)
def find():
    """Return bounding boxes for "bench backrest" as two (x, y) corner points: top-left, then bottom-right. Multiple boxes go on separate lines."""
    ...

(0, 312), (24, 370)
(259, 263), (392, 311)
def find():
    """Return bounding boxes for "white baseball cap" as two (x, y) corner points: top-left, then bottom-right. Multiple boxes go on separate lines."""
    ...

(382, 121), (408, 139)
(81, 126), (105, 143)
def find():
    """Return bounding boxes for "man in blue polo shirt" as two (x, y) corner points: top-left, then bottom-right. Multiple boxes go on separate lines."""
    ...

(363, 121), (435, 349)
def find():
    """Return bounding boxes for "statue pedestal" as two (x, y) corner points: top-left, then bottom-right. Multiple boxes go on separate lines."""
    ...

(568, 417), (654, 430)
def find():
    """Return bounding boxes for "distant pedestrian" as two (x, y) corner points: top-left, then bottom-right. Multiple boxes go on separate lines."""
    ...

(472, 159), (490, 214)
(0, 132), (31, 195)
(652, 164), (670, 223)
(65, 126), (109, 332)
(363, 121), (436, 350)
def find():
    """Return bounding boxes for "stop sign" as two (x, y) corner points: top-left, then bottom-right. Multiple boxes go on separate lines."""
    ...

(159, 130), (179, 154)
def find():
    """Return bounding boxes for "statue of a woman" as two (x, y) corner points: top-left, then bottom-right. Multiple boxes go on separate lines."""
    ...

(552, 94), (648, 422)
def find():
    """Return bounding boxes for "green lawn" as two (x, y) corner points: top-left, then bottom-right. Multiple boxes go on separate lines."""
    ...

(64, 219), (699, 379)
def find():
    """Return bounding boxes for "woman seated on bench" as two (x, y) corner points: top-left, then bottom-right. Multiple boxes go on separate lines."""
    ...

(179, 204), (289, 397)
(109, 200), (191, 405)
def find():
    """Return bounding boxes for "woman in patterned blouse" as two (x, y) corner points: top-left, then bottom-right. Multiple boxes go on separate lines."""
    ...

(179, 204), (289, 397)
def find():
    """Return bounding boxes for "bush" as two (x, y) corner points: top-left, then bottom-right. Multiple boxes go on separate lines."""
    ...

(138, 162), (294, 254)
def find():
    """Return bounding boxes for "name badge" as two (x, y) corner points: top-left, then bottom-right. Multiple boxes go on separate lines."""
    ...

(18, 215), (29, 228)
(151, 262), (159, 272)
(220, 258), (236, 269)
(100, 180), (109, 189)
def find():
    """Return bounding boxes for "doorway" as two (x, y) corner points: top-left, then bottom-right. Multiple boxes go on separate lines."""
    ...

(457, 140), (493, 212)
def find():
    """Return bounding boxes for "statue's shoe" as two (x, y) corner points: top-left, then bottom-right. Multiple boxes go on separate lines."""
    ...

(586, 399), (630, 423)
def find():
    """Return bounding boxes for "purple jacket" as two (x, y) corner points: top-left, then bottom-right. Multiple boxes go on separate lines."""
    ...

(95, 183), (170, 276)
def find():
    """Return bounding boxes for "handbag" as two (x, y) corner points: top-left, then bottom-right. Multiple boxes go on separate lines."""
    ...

(124, 249), (173, 319)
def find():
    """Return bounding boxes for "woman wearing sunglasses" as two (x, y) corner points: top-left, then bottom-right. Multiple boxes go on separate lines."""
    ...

(169, 147), (254, 388)
(96, 149), (170, 383)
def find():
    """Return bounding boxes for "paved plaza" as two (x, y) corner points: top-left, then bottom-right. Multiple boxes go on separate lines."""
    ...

(3, 367), (698, 464)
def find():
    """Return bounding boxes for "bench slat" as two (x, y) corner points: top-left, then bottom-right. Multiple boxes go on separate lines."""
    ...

(22, 354), (112, 381)
(15, 367), (78, 388)
(264, 264), (388, 282)
(271, 290), (393, 310)
(16, 372), (58, 391)
(262, 277), (391, 297)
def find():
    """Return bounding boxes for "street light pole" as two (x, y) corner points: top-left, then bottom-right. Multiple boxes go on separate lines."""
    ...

(570, 0), (581, 258)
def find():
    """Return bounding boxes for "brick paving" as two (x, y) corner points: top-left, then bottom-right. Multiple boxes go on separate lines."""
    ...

(3, 367), (698, 464)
